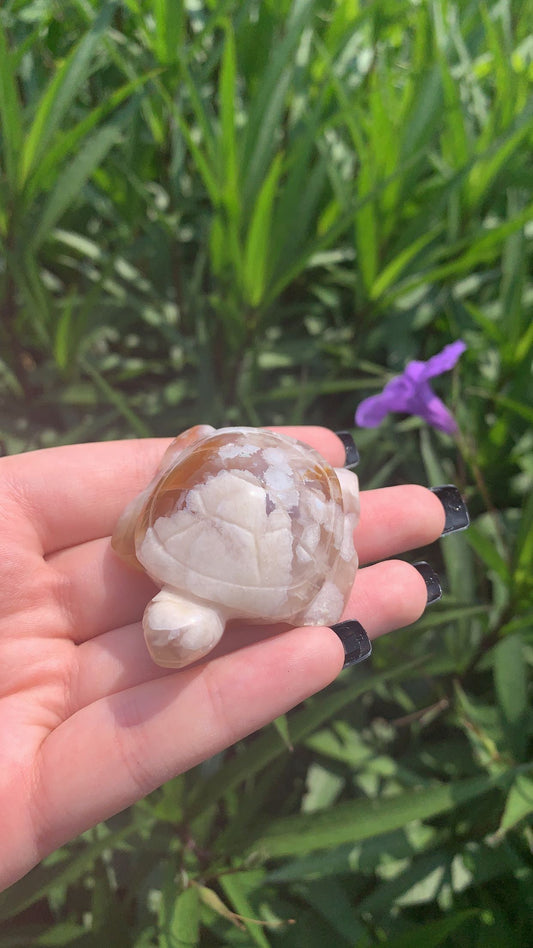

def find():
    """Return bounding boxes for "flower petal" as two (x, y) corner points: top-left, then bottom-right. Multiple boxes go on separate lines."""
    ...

(355, 340), (464, 433)
(417, 388), (459, 433)
(355, 392), (394, 427)
(355, 376), (415, 427)
(403, 360), (428, 384)
(421, 340), (467, 380)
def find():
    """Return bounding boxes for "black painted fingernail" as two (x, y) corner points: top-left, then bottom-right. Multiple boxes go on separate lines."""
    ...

(430, 485), (470, 535)
(413, 562), (442, 604)
(335, 431), (360, 468)
(330, 620), (372, 668)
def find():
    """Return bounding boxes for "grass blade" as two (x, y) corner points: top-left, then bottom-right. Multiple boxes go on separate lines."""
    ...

(20, 2), (116, 185)
(24, 72), (156, 204)
(246, 770), (515, 859)
(496, 772), (533, 837)
(186, 657), (424, 819)
(493, 634), (528, 762)
(242, 152), (283, 306)
(153, 0), (185, 65)
(0, 17), (23, 188)
(379, 910), (482, 948)
(0, 821), (139, 923)
(80, 356), (151, 437)
(29, 118), (124, 250)
(241, 0), (317, 207)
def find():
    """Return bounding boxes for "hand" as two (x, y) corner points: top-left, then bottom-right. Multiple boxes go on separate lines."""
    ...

(0, 427), (446, 891)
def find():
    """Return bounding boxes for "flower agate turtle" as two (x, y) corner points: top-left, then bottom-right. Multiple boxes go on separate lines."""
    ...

(112, 426), (360, 668)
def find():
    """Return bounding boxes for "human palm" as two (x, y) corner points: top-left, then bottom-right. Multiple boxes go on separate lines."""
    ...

(0, 427), (445, 891)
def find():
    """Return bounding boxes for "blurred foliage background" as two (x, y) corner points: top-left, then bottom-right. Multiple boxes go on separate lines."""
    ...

(0, 0), (532, 945)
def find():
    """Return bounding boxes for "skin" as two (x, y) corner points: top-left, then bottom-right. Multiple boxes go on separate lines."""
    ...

(0, 427), (446, 892)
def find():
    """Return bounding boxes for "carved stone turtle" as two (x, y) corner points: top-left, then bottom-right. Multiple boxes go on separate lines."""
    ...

(112, 426), (360, 668)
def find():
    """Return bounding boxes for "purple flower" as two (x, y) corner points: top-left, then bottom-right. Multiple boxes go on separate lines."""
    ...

(355, 340), (466, 435)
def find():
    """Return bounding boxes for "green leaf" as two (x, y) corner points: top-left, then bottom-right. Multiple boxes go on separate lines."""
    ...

(272, 712), (292, 750)
(267, 823), (441, 883)
(247, 771), (513, 859)
(466, 524), (511, 584)
(420, 430), (475, 665)
(497, 772), (533, 837)
(0, 17), (23, 188)
(399, 65), (444, 160)
(176, 59), (218, 194)
(437, 50), (470, 168)
(493, 634), (529, 761)
(302, 762), (344, 814)
(219, 22), (238, 198)
(354, 163), (379, 293)
(413, 604), (488, 633)
(299, 877), (366, 943)
(186, 658), (424, 819)
(370, 227), (441, 300)
(393, 198), (533, 292)
(53, 299), (76, 372)
(454, 682), (506, 773)
(29, 118), (123, 250)
(468, 113), (533, 210)
(242, 152), (283, 306)
(241, 0), (316, 207)
(20, 3), (116, 184)
(498, 612), (533, 639)
(219, 873), (270, 948)
(216, 22), (243, 282)
(175, 107), (220, 205)
(383, 910), (482, 948)
(0, 921), (88, 947)
(358, 836), (530, 917)
(153, 0), (185, 65)
(0, 821), (140, 922)
(490, 392), (533, 425)
(160, 885), (200, 948)
(24, 72), (156, 204)
(513, 488), (533, 601)
(80, 357), (151, 437)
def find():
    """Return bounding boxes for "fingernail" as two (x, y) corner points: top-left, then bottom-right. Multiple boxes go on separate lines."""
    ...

(430, 485), (470, 535)
(335, 431), (360, 468)
(413, 561), (442, 604)
(330, 620), (372, 668)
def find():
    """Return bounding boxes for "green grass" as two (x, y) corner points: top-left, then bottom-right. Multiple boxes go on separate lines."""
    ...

(0, 0), (532, 945)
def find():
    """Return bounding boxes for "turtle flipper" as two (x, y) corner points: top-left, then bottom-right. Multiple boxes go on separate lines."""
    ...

(143, 587), (225, 668)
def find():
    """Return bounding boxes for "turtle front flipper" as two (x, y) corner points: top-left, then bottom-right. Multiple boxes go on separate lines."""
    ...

(143, 587), (226, 668)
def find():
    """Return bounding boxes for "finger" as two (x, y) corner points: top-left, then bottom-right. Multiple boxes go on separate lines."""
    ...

(1, 439), (171, 556)
(48, 482), (442, 643)
(342, 559), (430, 635)
(1, 428), (344, 556)
(74, 559), (429, 709)
(33, 624), (345, 861)
(354, 485), (446, 563)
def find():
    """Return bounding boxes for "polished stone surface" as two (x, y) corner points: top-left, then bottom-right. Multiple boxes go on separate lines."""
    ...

(113, 426), (360, 668)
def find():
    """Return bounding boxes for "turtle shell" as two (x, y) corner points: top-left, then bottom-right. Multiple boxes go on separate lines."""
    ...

(113, 427), (359, 627)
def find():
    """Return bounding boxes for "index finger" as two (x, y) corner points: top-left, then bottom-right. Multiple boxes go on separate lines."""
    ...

(0, 427), (346, 555)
